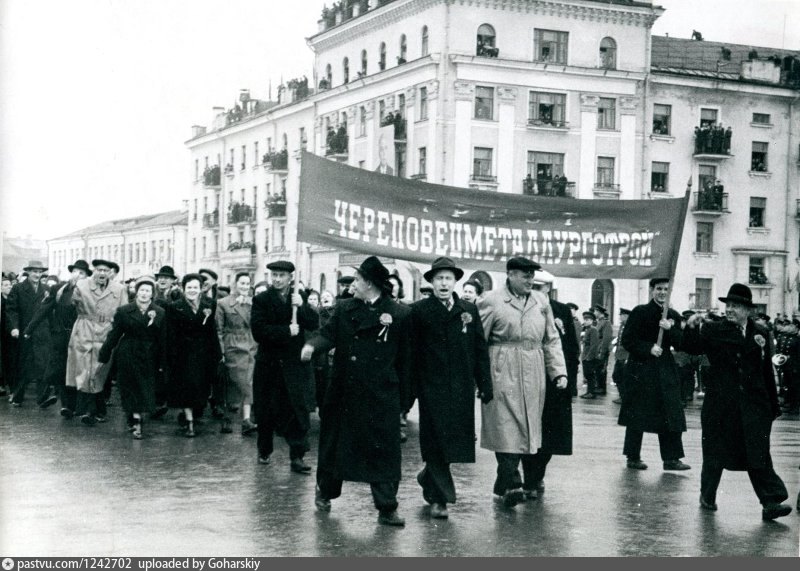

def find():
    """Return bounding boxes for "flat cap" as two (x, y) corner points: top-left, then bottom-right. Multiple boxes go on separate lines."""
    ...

(198, 268), (218, 280)
(266, 261), (295, 273)
(506, 257), (541, 273)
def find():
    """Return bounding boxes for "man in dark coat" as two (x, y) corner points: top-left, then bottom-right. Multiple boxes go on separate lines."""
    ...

(611, 308), (630, 404)
(580, 311), (600, 399)
(24, 259), (91, 416)
(251, 260), (319, 472)
(618, 277), (689, 471)
(301, 256), (411, 526)
(1, 274), (17, 397)
(150, 265), (183, 419)
(410, 257), (492, 519)
(593, 305), (612, 396)
(6, 260), (52, 406)
(682, 283), (792, 521)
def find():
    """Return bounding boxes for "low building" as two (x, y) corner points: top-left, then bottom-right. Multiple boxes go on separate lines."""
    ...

(2, 234), (48, 276)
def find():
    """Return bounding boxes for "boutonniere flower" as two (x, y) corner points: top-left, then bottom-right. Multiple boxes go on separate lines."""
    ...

(147, 310), (156, 327)
(554, 317), (565, 335)
(378, 313), (393, 341)
(202, 308), (212, 325)
(754, 334), (766, 359)
(42, 290), (50, 301)
(461, 312), (473, 333)
(540, 306), (548, 316)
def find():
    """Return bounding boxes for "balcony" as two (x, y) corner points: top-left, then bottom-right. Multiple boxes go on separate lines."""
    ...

(592, 183), (621, 199)
(262, 149), (288, 172)
(522, 177), (575, 198)
(224, 164), (235, 178)
(409, 173), (427, 181)
(202, 165), (221, 187)
(526, 118), (569, 130)
(470, 174), (497, 183)
(227, 202), (255, 225)
(693, 126), (733, 159)
(476, 43), (499, 58)
(202, 210), (219, 228)
(749, 269), (770, 286)
(381, 113), (407, 141)
(325, 127), (349, 157)
(265, 195), (287, 218)
(692, 191), (729, 216)
(219, 243), (256, 270)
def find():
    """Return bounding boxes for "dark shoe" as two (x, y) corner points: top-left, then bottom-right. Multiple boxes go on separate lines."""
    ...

(151, 405), (169, 420)
(612, 398), (622, 404)
(699, 496), (718, 511)
(523, 489), (538, 501)
(80, 414), (97, 426)
(39, 395), (58, 409)
(241, 419), (257, 436)
(593, 389), (607, 396)
(258, 455), (271, 465)
(60, 408), (74, 419)
(132, 422), (143, 440)
(536, 480), (545, 494)
(315, 487), (331, 512)
(417, 471), (434, 505)
(184, 421), (196, 438)
(579, 392), (596, 400)
(378, 510), (406, 526)
(290, 458), (312, 474)
(502, 489), (524, 508)
(627, 459), (648, 470)
(762, 503), (792, 521)
(430, 503), (449, 519)
(663, 460), (691, 471)
(220, 419), (233, 434)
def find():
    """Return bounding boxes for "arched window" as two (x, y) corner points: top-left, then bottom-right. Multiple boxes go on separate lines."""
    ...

(600, 37), (617, 70)
(361, 50), (368, 76)
(399, 34), (407, 63)
(325, 63), (332, 86)
(477, 24), (497, 57)
(343, 57), (349, 84)
(421, 25), (429, 56)
(379, 42), (387, 71)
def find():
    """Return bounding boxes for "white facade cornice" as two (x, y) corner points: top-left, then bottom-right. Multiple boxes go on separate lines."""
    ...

(651, 71), (800, 99)
(450, 54), (647, 83)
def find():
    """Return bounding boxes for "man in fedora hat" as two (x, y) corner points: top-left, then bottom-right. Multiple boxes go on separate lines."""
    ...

(199, 268), (219, 301)
(619, 278), (689, 472)
(477, 256), (567, 508)
(154, 265), (182, 306)
(67, 259), (127, 425)
(335, 275), (354, 301)
(250, 260), (319, 471)
(682, 283), (793, 520)
(6, 260), (52, 406)
(301, 256), (412, 526)
(24, 260), (92, 416)
(409, 257), (491, 519)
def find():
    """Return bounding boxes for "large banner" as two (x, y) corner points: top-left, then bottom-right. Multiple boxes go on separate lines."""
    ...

(298, 152), (689, 279)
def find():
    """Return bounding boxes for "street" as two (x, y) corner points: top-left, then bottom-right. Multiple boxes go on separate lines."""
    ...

(1, 391), (798, 556)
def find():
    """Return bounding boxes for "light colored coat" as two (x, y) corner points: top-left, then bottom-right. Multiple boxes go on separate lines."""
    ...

(215, 294), (256, 405)
(66, 278), (127, 393)
(478, 286), (566, 454)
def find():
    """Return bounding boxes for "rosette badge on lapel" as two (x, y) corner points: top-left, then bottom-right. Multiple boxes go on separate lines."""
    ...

(147, 310), (156, 327)
(461, 312), (472, 333)
(379, 313), (393, 341)
(754, 334), (766, 360)
(202, 308), (212, 325)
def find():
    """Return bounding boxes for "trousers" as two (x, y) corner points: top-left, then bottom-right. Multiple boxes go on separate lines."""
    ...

(317, 469), (399, 512)
(493, 452), (552, 495)
(623, 428), (684, 461)
(417, 447), (457, 505)
(253, 363), (309, 460)
(700, 461), (788, 506)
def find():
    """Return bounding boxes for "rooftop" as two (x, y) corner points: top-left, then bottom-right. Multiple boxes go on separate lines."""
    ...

(53, 210), (188, 240)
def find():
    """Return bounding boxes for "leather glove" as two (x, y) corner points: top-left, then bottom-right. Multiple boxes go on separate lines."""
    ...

(478, 388), (494, 404)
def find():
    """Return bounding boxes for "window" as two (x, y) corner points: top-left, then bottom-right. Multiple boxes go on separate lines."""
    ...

(419, 86), (428, 120)
(528, 91), (566, 126)
(254, 141), (259, 163)
(418, 147), (427, 175)
(753, 112), (771, 125)
(299, 127), (306, 150)
(698, 164), (717, 192)
(651, 162), (669, 192)
(282, 133), (288, 149)
(477, 24), (497, 56)
(653, 104), (671, 135)
(166, 240), (172, 261)
(279, 225), (286, 250)
(751, 141), (768, 171)
(360, 50), (367, 76)
(229, 190), (233, 203)
(398, 93), (405, 114)
(527, 151), (565, 180)
(597, 98), (616, 130)
(696, 222), (714, 253)
(325, 64), (332, 86)
(343, 57), (349, 84)
(749, 197), (766, 228)
(379, 42), (386, 70)
(194, 159), (199, 180)
(266, 137), (272, 152)
(241, 145), (246, 169)
(473, 147), (493, 178)
(599, 37), (617, 69)
(749, 257), (768, 284)
(128, 244), (133, 263)
(359, 106), (366, 137)
(193, 199), (198, 221)
(700, 108), (718, 127)
(596, 157), (615, 186)
(399, 35), (407, 62)
(694, 278), (712, 309)
(203, 197), (208, 214)
(240, 188), (246, 203)
(202, 237), (207, 258)
(534, 29), (568, 64)
(229, 149), (234, 167)
(474, 86), (494, 120)
(379, 100), (386, 122)
(421, 25), (429, 56)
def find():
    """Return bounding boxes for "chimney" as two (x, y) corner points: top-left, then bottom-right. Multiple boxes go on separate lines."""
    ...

(191, 125), (207, 138)
(239, 89), (251, 103)
(212, 106), (226, 130)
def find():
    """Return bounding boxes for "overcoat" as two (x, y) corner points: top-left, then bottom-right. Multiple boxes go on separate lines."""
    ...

(477, 286), (567, 454)
(681, 318), (781, 470)
(410, 294), (491, 464)
(215, 295), (256, 405)
(6, 280), (51, 383)
(25, 282), (78, 389)
(99, 302), (167, 414)
(0, 294), (17, 390)
(166, 296), (221, 410)
(541, 298), (578, 456)
(307, 295), (411, 483)
(66, 278), (126, 393)
(618, 299), (686, 433)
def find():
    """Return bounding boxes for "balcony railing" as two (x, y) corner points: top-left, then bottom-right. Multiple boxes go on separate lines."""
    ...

(203, 165), (221, 187)
(262, 149), (288, 171)
(593, 182), (621, 193)
(692, 191), (729, 213)
(203, 210), (219, 228)
(409, 173), (427, 181)
(749, 269), (769, 286)
(266, 200), (287, 218)
(227, 202), (255, 224)
(526, 118), (568, 129)
(522, 178), (575, 197)
(693, 125), (732, 156)
(470, 174), (497, 183)
(325, 128), (349, 155)
(477, 43), (499, 58)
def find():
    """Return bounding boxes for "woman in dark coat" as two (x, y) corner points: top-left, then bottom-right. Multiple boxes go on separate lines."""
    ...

(166, 273), (221, 437)
(99, 276), (167, 439)
(682, 283), (792, 520)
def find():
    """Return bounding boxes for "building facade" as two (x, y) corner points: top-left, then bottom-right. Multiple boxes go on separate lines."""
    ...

(185, 0), (800, 319)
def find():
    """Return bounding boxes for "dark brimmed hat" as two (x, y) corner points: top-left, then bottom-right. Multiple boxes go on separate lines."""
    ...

(594, 305), (608, 315)
(649, 277), (670, 288)
(419, 286), (434, 294)
(565, 302), (578, 311)
(337, 275), (355, 285)
(681, 310), (695, 319)
(354, 256), (391, 291)
(198, 268), (219, 280)
(582, 311), (596, 319)
(181, 273), (207, 288)
(68, 259), (92, 277)
(23, 260), (48, 272)
(755, 312), (770, 321)
(718, 283), (755, 308)
(423, 257), (464, 283)
(108, 261), (120, 274)
(506, 257), (541, 273)
(155, 265), (177, 279)
(266, 261), (294, 273)
(91, 259), (115, 270)
(620, 307), (631, 315)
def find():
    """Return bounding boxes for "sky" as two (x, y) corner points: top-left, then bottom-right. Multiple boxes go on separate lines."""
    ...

(1, 0), (798, 242)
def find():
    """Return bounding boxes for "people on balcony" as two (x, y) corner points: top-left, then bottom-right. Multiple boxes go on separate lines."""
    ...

(203, 165), (221, 186)
(476, 40), (499, 58)
(749, 269), (769, 285)
(523, 174), (570, 197)
(326, 125), (349, 155)
(224, 163), (234, 174)
(697, 180), (724, 211)
(381, 111), (406, 139)
(226, 241), (255, 253)
(694, 124), (732, 155)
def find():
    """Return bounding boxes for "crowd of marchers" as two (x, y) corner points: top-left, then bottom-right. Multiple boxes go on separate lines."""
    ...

(0, 254), (798, 526)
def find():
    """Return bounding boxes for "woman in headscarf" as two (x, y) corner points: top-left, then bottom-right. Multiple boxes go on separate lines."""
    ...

(215, 272), (257, 435)
(166, 273), (221, 437)
(98, 276), (167, 439)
